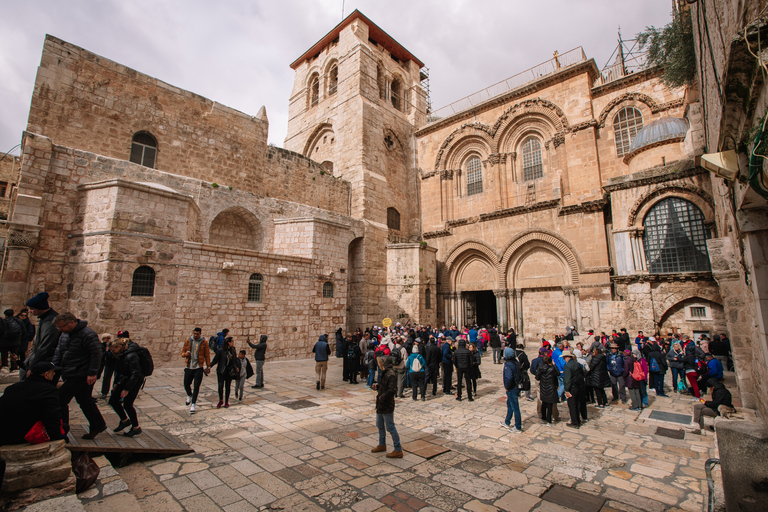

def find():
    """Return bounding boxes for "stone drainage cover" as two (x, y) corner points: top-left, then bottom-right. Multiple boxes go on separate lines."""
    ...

(541, 485), (605, 512)
(655, 426), (686, 439)
(281, 399), (320, 410)
(648, 410), (692, 425)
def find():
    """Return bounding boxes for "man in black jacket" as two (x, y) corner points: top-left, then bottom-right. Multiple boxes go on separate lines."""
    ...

(248, 335), (267, 388)
(0, 361), (65, 445)
(424, 336), (442, 396)
(562, 350), (586, 428)
(693, 380), (734, 430)
(51, 312), (106, 439)
(453, 340), (473, 402)
(23, 292), (60, 380)
(108, 337), (146, 437)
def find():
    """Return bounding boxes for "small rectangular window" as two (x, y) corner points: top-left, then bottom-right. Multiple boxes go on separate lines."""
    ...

(690, 306), (706, 318)
(0, 181), (7, 197)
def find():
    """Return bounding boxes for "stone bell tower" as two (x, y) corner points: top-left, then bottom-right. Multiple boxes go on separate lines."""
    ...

(284, 10), (435, 329)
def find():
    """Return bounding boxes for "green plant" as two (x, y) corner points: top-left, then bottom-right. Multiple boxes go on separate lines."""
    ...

(228, 186), (233, 190)
(211, 182), (219, 188)
(419, 266), (423, 272)
(320, 170), (325, 176)
(419, 241), (427, 248)
(312, 176), (316, 180)
(637, 7), (696, 88)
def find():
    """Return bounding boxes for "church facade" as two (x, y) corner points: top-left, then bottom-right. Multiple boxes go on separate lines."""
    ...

(1, 10), (725, 363)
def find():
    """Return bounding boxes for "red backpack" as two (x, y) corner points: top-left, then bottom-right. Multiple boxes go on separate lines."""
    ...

(631, 360), (645, 381)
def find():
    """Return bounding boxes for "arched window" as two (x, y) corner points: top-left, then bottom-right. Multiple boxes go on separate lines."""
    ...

(309, 74), (320, 107)
(390, 78), (402, 111)
(328, 65), (338, 96)
(130, 132), (157, 168)
(248, 273), (263, 302)
(613, 107), (643, 157)
(466, 156), (483, 195)
(387, 207), (401, 230)
(322, 281), (334, 298)
(131, 266), (155, 297)
(643, 197), (711, 273)
(521, 137), (543, 181)
(425, 287), (432, 310)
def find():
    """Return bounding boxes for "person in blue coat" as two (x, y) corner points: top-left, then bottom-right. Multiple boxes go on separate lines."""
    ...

(406, 341), (427, 401)
(500, 348), (522, 433)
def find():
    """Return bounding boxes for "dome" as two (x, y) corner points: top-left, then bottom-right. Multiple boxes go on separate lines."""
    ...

(628, 117), (689, 155)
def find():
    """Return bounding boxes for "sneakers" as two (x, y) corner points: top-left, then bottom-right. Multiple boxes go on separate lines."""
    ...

(510, 428), (522, 434)
(499, 421), (510, 430)
(190, 403), (196, 414)
(386, 450), (403, 458)
(186, 396), (191, 406)
(371, 445), (386, 453)
(123, 427), (142, 437)
(224, 402), (230, 408)
(81, 425), (107, 440)
(217, 400), (223, 409)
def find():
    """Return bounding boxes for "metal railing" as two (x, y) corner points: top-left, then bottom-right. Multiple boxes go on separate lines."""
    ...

(427, 47), (587, 124)
(593, 38), (649, 87)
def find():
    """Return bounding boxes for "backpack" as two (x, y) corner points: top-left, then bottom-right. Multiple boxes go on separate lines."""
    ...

(631, 360), (645, 381)
(3, 317), (23, 340)
(347, 346), (356, 360)
(208, 336), (217, 352)
(649, 356), (660, 373)
(390, 347), (403, 366)
(363, 351), (375, 368)
(411, 355), (423, 372)
(137, 345), (154, 376)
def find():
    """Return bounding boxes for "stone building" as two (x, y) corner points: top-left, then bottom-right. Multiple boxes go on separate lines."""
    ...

(0, 10), (730, 366)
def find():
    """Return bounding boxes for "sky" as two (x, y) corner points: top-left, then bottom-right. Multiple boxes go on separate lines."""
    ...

(0, 0), (675, 156)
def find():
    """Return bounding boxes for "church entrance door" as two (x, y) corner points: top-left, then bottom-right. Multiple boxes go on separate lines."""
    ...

(464, 290), (497, 327)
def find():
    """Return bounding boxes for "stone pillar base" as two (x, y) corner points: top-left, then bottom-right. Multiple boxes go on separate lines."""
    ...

(0, 440), (74, 509)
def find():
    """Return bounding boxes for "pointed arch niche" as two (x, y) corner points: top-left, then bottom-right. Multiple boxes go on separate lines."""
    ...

(208, 206), (264, 252)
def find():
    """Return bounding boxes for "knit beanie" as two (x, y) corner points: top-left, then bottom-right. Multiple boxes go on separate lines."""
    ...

(504, 347), (515, 359)
(26, 292), (50, 310)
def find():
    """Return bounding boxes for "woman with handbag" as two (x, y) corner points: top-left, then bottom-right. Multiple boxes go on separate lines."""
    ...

(211, 337), (238, 408)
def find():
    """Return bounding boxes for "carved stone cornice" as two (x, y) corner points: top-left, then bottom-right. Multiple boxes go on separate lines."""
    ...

(580, 266), (612, 274)
(570, 119), (598, 132)
(611, 271), (714, 285)
(422, 229), (451, 239)
(487, 153), (503, 165)
(420, 169), (439, 180)
(558, 199), (608, 216)
(478, 199), (561, 222)
(552, 133), (566, 148)
(602, 160), (702, 193)
(440, 169), (455, 180)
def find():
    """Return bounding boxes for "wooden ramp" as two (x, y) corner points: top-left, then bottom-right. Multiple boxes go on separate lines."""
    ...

(66, 424), (193, 456)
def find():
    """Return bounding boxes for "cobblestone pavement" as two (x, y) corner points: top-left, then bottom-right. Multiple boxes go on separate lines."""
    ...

(47, 353), (730, 512)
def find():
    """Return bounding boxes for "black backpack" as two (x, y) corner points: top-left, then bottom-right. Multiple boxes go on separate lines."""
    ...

(3, 317), (23, 339)
(390, 346), (403, 366)
(136, 345), (154, 376)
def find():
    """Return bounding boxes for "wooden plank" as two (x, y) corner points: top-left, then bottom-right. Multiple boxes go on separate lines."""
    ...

(64, 423), (193, 456)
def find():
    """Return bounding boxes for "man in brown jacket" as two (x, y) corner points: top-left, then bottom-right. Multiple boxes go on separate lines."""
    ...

(181, 327), (211, 414)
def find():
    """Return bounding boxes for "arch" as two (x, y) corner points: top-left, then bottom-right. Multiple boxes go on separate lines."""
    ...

(302, 123), (335, 159)
(597, 92), (661, 128)
(322, 281), (334, 298)
(209, 206), (263, 251)
(507, 243), (568, 289)
(247, 273), (263, 303)
(308, 71), (320, 107)
(131, 265), (155, 297)
(642, 197), (712, 274)
(390, 76), (403, 111)
(613, 106), (644, 157)
(130, 131), (157, 168)
(657, 293), (723, 322)
(628, 186), (715, 228)
(499, 229), (582, 286)
(441, 239), (501, 291)
(326, 60), (339, 96)
(492, 98), (570, 139)
(497, 114), (558, 154)
(435, 123), (495, 171)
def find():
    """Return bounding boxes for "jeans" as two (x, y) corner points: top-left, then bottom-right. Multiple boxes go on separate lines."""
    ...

(651, 372), (665, 395)
(254, 360), (264, 386)
(183, 367), (205, 404)
(639, 381), (648, 406)
(557, 374), (564, 400)
(216, 373), (233, 402)
(315, 360), (328, 387)
(109, 378), (144, 427)
(628, 387), (642, 409)
(492, 347), (502, 364)
(395, 368), (406, 397)
(609, 374), (626, 402)
(59, 376), (106, 433)
(367, 368), (376, 387)
(234, 375), (247, 399)
(671, 367), (683, 391)
(504, 388), (522, 429)
(376, 412), (401, 451)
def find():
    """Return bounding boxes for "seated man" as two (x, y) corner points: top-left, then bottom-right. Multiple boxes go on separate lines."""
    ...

(0, 362), (65, 445)
(693, 379), (733, 431)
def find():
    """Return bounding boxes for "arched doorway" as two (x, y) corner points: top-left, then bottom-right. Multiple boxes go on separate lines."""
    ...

(449, 249), (499, 328)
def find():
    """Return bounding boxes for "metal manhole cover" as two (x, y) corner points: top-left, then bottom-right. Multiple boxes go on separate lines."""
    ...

(541, 485), (605, 512)
(281, 399), (319, 410)
(648, 410), (692, 424)
(655, 427), (685, 439)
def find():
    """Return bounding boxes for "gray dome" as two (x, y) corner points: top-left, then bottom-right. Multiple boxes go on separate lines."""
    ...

(628, 117), (689, 154)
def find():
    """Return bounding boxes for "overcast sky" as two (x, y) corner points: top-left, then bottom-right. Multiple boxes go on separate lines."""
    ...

(0, 0), (675, 156)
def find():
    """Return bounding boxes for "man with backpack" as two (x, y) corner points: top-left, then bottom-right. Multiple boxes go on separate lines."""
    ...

(406, 340), (427, 401)
(500, 347), (522, 433)
(392, 337), (407, 398)
(312, 334), (331, 390)
(108, 332), (152, 437)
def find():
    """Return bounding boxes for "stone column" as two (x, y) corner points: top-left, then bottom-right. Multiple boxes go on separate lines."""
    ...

(563, 286), (573, 326)
(494, 289), (508, 331)
(515, 290), (524, 337)
(573, 289), (581, 331)
(507, 289), (515, 331)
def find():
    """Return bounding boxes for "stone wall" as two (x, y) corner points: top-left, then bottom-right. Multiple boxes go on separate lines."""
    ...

(0, 155), (19, 225)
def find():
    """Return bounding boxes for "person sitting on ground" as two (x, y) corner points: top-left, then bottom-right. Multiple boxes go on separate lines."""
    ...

(693, 379), (734, 431)
(0, 361), (65, 445)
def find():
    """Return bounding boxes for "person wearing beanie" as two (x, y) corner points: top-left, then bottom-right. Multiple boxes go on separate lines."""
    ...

(500, 347), (522, 433)
(23, 292), (60, 379)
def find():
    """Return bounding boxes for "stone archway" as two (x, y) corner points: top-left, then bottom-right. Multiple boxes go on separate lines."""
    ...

(208, 207), (263, 251)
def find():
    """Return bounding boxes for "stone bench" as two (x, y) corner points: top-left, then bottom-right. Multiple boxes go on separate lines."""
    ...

(0, 440), (75, 509)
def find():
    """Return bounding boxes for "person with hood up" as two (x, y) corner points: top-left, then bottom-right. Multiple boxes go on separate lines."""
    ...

(371, 354), (403, 458)
(312, 334), (331, 390)
(453, 339), (473, 401)
(500, 347), (522, 433)
(108, 335), (146, 437)
(248, 334), (268, 388)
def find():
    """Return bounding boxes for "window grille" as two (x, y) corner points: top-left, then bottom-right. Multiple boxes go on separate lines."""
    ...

(642, 198), (711, 273)
(387, 207), (401, 230)
(247, 273), (263, 302)
(310, 75), (319, 106)
(522, 138), (543, 181)
(690, 306), (706, 318)
(130, 132), (157, 168)
(613, 107), (643, 157)
(466, 156), (483, 195)
(322, 281), (334, 298)
(329, 65), (338, 95)
(131, 266), (155, 297)
(425, 288), (431, 310)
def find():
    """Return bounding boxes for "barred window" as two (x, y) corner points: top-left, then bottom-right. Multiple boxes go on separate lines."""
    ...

(309, 74), (319, 107)
(247, 273), (263, 303)
(387, 207), (401, 230)
(613, 107), (643, 157)
(522, 137), (543, 181)
(322, 281), (334, 298)
(643, 198), (711, 274)
(425, 287), (432, 309)
(328, 65), (338, 95)
(130, 132), (157, 168)
(131, 266), (155, 297)
(466, 156), (483, 196)
(690, 306), (707, 318)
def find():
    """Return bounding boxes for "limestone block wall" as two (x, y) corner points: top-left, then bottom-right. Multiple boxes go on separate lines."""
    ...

(385, 243), (437, 326)
(0, 155), (19, 224)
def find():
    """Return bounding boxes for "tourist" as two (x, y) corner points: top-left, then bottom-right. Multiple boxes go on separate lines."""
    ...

(623, 349), (647, 411)
(586, 346), (610, 408)
(0, 361), (65, 445)
(98, 332), (113, 399)
(468, 342), (480, 396)
(234, 350), (253, 401)
(500, 347), (522, 433)
(606, 343), (626, 403)
(697, 353), (724, 393)
(708, 335), (729, 372)
(108, 335), (147, 437)
(406, 340), (427, 400)
(211, 337), (238, 408)
(248, 334), (267, 388)
(441, 336), (454, 395)
(647, 339), (668, 397)
(371, 354), (403, 458)
(23, 292), (59, 379)
(552, 342), (566, 402)
(536, 355), (559, 426)
(562, 349), (586, 428)
(364, 342), (377, 389)
(51, 312), (107, 439)
(313, 334), (331, 390)
(15, 309), (35, 372)
(181, 327), (211, 414)
(515, 343), (533, 401)
(693, 379), (733, 431)
(393, 337), (407, 398)
(453, 339), (473, 402)
(682, 337), (701, 398)
(347, 335), (361, 384)
(489, 328), (502, 364)
(666, 341), (684, 393)
(0, 309), (24, 371)
(424, 335), (442, 396)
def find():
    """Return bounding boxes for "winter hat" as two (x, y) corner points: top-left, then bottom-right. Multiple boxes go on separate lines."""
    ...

(539, 347), (549, 355)
(117, 330), (130, 338)
(26, 291), (50, 310)
(624, 349), (632, 355)
(504, 347), (515, 359)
